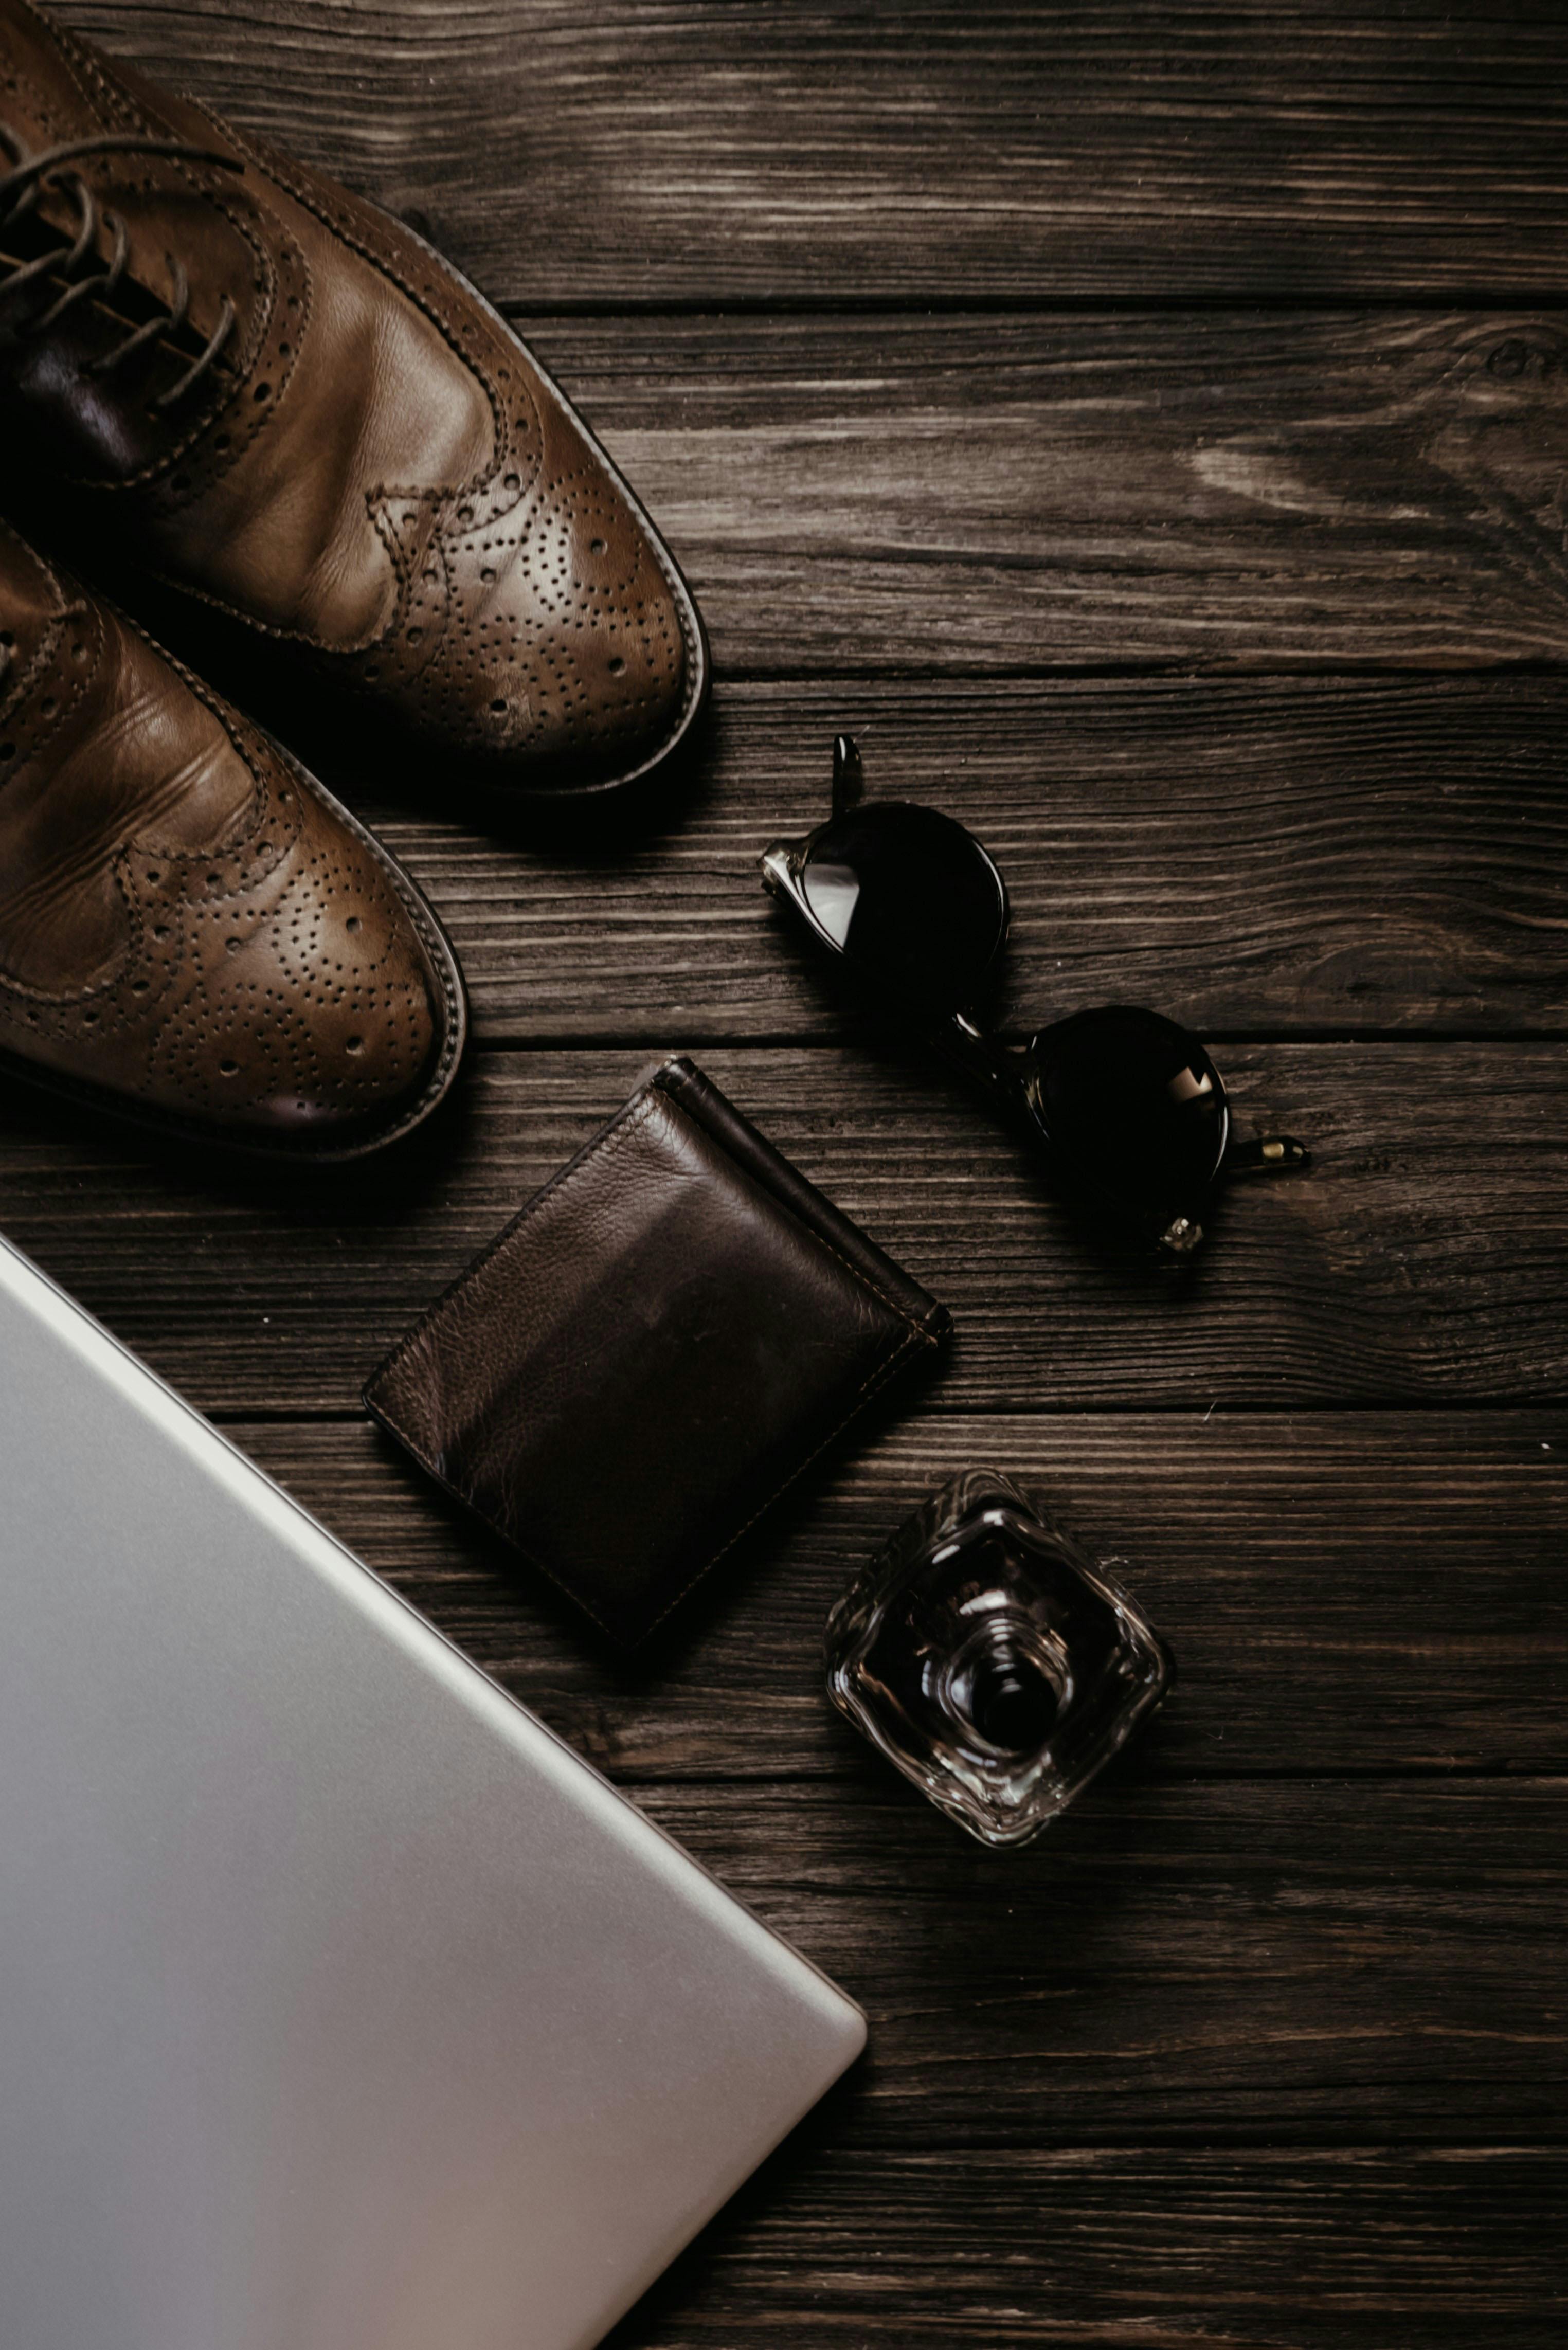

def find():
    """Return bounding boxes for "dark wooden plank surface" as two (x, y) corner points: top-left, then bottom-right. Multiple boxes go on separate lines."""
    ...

(351, 673), (1568, 1042)
(231, 1413), (1568, 1783)
(50, 3), (1568, 305)
(599, 2151), (1568, 2348)
(9, 2), (1568, 2340)
(5, 1046), (1565, 1410)
(498, 312), (1568, 674)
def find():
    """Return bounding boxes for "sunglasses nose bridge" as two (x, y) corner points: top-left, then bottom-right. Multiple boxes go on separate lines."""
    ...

(935, 1012), (1034, 1107)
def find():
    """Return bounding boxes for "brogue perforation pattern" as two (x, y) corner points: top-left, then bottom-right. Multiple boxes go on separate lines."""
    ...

(0, 525), (457, 1144)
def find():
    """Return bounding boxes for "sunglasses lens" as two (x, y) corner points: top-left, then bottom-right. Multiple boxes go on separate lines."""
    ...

(1028, 1006), (1229, 1230)
(801, 804), (1006, 1017)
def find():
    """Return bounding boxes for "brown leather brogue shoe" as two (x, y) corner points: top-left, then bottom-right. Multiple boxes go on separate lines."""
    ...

(0, 0), (708, 806)
(0, 518), (466, 1157)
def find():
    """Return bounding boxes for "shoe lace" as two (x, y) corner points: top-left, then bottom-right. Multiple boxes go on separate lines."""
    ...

(1, 131), (245, 408)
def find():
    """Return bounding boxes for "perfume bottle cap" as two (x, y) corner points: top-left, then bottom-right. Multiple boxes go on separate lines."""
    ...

(966, 1645), (1061, 1751)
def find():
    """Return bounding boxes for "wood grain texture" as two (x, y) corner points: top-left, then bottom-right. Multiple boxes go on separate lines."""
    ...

(229, 1412), (1568, 1781)
(494, 311), (1568, 673)
(348, 674), (1568, 1043)
(3, 1045), (1563, 1412)
(46, 2), (1568, 305)
(603, 2150), (1568, 2347)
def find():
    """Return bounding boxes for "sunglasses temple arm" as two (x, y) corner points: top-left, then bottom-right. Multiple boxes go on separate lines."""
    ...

(832, 733), (864, 819)
(1223, 1133), (1312, 1179)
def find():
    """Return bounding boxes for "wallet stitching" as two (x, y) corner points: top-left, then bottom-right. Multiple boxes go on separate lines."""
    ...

(657, 1077), (942, 1340)
(364, 1088), (660, 1407)
(632, 1318), (936, 1642)
(768, 1213), (930, 1336)
(362, 1396), (630, 1644)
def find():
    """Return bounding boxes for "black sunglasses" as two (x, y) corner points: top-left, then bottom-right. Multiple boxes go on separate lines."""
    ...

(762, 736), (1309, 1258)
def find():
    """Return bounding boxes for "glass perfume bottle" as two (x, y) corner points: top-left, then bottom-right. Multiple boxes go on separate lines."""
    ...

(825, 1469), (1173, 1847)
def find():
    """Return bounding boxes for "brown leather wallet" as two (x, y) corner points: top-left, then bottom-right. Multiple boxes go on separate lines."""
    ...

(364, 1058), (951, 1643)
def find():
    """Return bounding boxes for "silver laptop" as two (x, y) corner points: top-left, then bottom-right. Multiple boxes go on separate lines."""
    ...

(0, 1235), (864, 2350)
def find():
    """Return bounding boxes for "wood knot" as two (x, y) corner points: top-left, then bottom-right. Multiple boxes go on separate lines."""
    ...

(1486, 335), (1558, 383)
